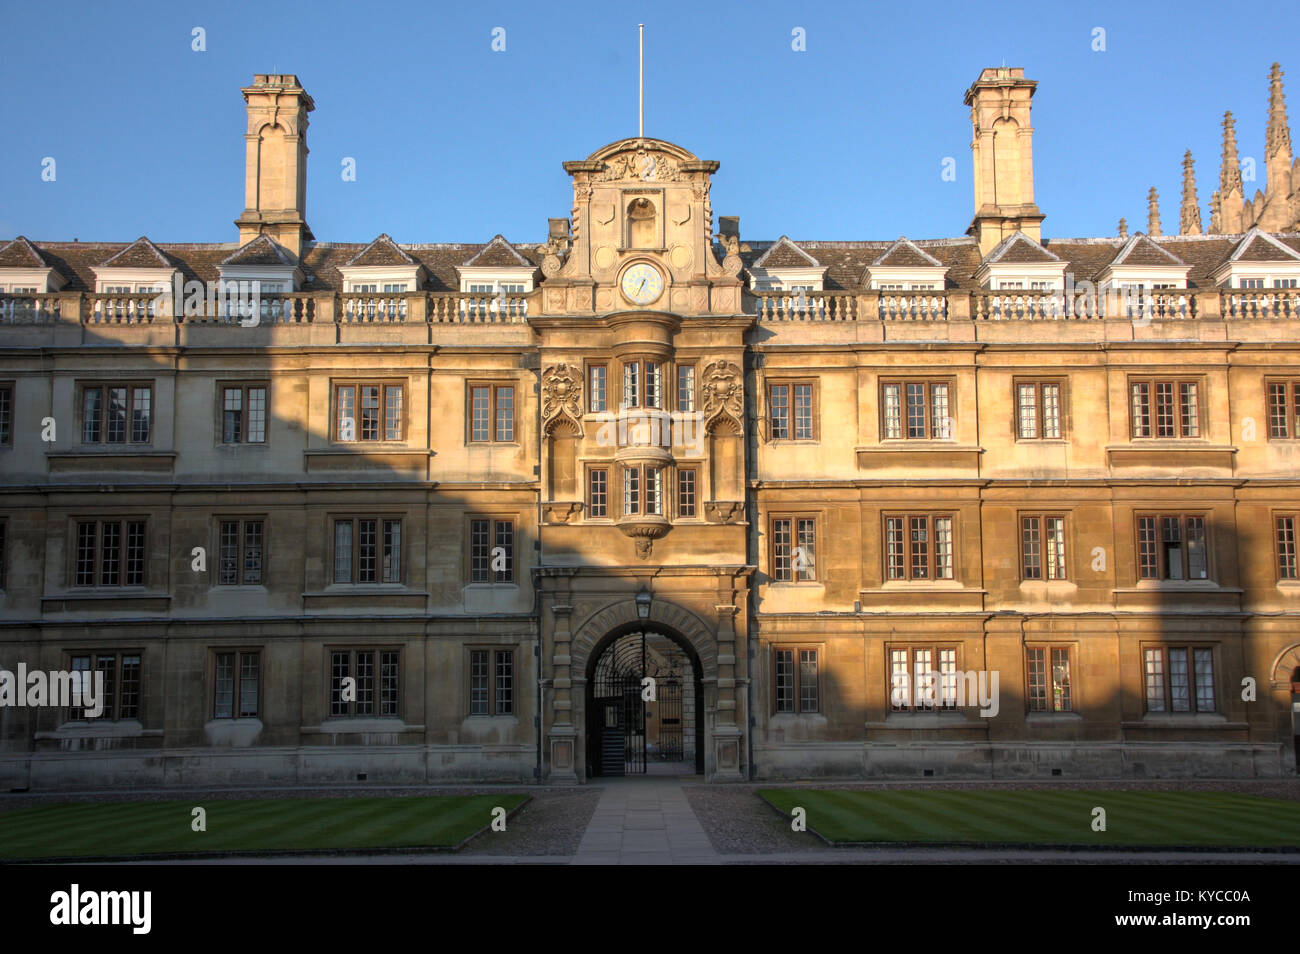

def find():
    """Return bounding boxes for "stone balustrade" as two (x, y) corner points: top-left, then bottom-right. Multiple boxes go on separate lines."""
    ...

(0, 294), (61, 323)
(877, 294), (948, 320)
(752, 291), (857, 321)
(1221, 290), (1300, 319)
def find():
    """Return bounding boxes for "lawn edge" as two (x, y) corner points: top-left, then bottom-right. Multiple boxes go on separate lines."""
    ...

(0, 793), (532, 864)
(754, 790), (1300, 853)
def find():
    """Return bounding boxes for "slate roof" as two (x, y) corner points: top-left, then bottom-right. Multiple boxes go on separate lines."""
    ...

(461, 235), (533, 268)
(752, 236), (820, 268)
(345, 233), (419, 267)
(99, 236), (175, 268)
(1229, 227), (1300, 262)
(983, 231), (1063, 265)
(872, 237), (944, 268)
(1110, 233), (1187, 267)
(4, 233), (1297, 294)
(221, 234), (298, 267)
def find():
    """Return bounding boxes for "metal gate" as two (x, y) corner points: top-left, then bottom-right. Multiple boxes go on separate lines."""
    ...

(592, 632), (648, 775)
(655, 680), (683, 762)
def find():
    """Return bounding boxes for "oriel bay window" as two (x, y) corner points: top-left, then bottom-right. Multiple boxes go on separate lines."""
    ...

(1021, 515), (1067, 580)
(771, 516), (817, 582)
(335, 382), (403, 441)
(621, 360), (664, 409)
(214, 650), (260, 719)
(470, 518), (514, 583)
(773, 647), (819, 713)
(75, 519), (146, 587)
(329, 649), (400, 717)
(218, 518), (264, 586)
(1130, 378), (1200, 438)
(588, 364), (608, 413)
(469, 383), (514, 442)
(677, 365), (696, 412)
(469, 648), (514, 715)
(885, 514), (955, 581)
(890, 646), (958, 710)
(882, 380), (952, 440)
(1137, 514), (1208, 581)
(1266, 380), (1299, 439)
(1144, 646), (1216, 713)
(68, 652), (141, 721)
(333, 517), (402, 584)
(769, 381), (815, 440)
(1015, 381), (1062, 439)
(1027, 647), (1072, 712)
(81, 382), (152, 444)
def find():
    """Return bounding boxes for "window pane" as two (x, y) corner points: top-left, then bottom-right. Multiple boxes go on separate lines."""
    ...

(357, 519), (377, 583)
(645, 362), (661, 409)
(243, 520), (263, 585)
(678, 469), (695, 518)
(119, 654), (141, 720)
(930, 383), (950, 438)
(219, 520), (239, 585)
(495, 651), (513, 715)
(1021, 516), (1041, 579)
(1027, 647), (1046, 711)
(796, 518), (816, 581)
(1277, 516), (1298, 580)
(623, 362), (639, 408)
(1179, 383), (1199, 437)
(1193, 648), (1214, 712)
(125, 521), (145, 586)
(1017, 384), (1038, 439)
(1185, 516), (1207, 580)
(223, 388), (243, 443)
(360, 386), (380, 440)
(906, 383), (926, 438)
(215, 653), (234, 718)
(1138, 517), (1158, 579)
(883, 384), (901, 439)
(82, 388), (102, 443)
(107, 387), (127, 443)
(799, 649), (818, 712)
(886, 517), (905, 580)
(1045, 516), (1066, 580)
(495, 387), (514, 441)
(890, 649), (909, 710)
(934, 517), (953, 579)
(914, 649), (934, 709)
(330, 651), (349, 716)
(470, 519), (490, 582)
(1131, 382), (1150, 438)
(775, 649), (794, 712)
(677, 366), (695, 412)
(131, 387), (151, 442)
(1268, 383), (1289, 438)
(1051, 648), (1072, 712)
(590, 366), (607, 412)
(100, 521), (120, 586)
(355, 651), (374, 715)
(0, 386), (11, 446)
(1162, 516), (1183, 580)
(94, 654), (116, 721)
(494, 521), (514, 583)
(333, 520), (353, 583)
(1154, 382), (1175, 438)
(909, 517), (929, 579)
(385, 386), (403, 440)
(772, 518), (792, 582)
(470, 649), (489, 714)
(247, 387), (266, 443)
(336, 386), (355, 440)
(938, 648), (957, 708)
(76, 522), (96, 585)
(471, 387), (490, 441)
(239, 653), (259, 718)
(589, 469), (608, 518)
(794, 385), (813, 440)
(69, 656), (90, 720)
(770, 385), (789, 440)
(624, 466), (640, 515)
(1144, 648), (1165, 711)
(382, 520), (401, 583)
(380, 651), (399, 716)
(1168, 648), (1190, 712)
(1042, 383), (1061, 438)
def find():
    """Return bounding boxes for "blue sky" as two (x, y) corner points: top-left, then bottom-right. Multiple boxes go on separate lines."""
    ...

(1, 0), (1295, 246)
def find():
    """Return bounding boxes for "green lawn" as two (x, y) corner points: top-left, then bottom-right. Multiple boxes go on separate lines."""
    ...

(758, 789), (1300, 847)
(0, 794), (527, 860)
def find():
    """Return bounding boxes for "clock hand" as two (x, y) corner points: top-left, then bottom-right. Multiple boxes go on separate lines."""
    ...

(638, 279), (647, 294)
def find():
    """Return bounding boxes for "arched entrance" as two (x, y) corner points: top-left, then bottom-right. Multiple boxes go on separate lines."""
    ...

(585, 623), (704, 777)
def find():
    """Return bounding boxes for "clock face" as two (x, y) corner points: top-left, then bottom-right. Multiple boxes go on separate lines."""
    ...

(620, 263), (664, 305)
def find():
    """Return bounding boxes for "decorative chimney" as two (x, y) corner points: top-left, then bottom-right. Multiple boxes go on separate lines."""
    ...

(235, 74), (314, 258)
(964, 67), (1044, 255)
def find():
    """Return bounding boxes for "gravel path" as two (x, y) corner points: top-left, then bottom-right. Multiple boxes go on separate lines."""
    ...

(460, 788), (600, 856)
(687, 778), (1300, 854)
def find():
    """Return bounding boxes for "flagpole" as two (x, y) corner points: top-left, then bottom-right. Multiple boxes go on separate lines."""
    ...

(638, 24), (644, 138)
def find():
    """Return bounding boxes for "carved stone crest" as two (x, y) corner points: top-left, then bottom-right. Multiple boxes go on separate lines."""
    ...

(594, 149), (683, 183)
(542, 363), (583, 435)
(701, 358), (743, 433)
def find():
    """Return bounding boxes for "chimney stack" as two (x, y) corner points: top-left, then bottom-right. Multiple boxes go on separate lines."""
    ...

(964, 67), (1044, 255)
(235, 74), (314, 258)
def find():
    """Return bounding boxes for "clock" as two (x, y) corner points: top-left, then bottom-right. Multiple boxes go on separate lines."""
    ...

(620, 262), (664, 306)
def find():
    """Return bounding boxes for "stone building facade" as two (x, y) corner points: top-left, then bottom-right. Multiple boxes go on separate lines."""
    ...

(1, 66), (1299, 789)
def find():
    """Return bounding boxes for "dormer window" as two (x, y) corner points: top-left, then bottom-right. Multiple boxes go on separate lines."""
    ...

(748, 237), (826, 294)
(975, 232), (1067, 291)
(866, 238), (949, 291)
(1212, 227), (1300, 289)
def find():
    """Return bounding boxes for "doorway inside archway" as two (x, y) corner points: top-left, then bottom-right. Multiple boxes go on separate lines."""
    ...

(586, 627), (704, 777)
